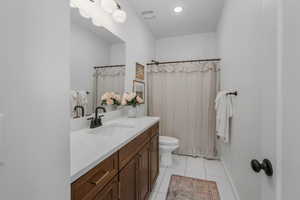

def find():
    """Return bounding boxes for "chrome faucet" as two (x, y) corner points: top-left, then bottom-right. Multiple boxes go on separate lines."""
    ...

(89, 106), (106, 129)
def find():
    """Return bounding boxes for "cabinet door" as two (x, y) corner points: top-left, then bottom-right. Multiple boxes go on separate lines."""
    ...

(150, 134), (159, 190)
(71, 153), (119, 200)
(138, 144), (150, 200)
(119, 156), (139, 200)
(93, 177), (118, 200)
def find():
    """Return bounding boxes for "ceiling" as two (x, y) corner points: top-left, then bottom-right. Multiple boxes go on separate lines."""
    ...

(71, 8), (124, 44)
(128, 0), (224, 38)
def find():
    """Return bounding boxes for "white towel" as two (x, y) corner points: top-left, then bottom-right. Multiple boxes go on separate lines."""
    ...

(70, 90), (78, 117)
(215, 90), (234, 143)
(78, 90), (88, 113)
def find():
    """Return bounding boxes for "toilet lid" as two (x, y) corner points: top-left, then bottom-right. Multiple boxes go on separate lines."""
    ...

(159, 136), (179, 145)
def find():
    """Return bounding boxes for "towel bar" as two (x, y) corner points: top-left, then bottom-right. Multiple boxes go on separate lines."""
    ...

(226, 91), (238, 96)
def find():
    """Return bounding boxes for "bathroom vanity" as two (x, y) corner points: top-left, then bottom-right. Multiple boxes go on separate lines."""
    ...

(70, 7), (159, 200)
(71, 117), (160, 200)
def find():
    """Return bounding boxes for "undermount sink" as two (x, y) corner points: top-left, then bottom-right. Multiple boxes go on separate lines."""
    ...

(88, 123), (135, 136)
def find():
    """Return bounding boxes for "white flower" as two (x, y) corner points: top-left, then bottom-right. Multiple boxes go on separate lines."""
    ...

(106, 98), (113, 105)
(136, 96), (144, 104)
(101, 92), (109, 100)
(126, 92), (136, 102)
(114, 94), (121, 103)
(107, 92), (114, 99)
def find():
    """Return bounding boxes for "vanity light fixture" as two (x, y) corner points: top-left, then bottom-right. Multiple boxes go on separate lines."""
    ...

(101, 0), (118, 14)
(112, 4), (127, 23)
(71, 0), (95, 19)
(70, 0), (127, 26)
(113, 9), (127, 23)
(174, 6), (183, 13)
(101, 0), (127, 23)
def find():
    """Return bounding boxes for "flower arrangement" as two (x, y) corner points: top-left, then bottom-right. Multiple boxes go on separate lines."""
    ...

(121, 92), (144, 107)
(101, 92), (121, 106)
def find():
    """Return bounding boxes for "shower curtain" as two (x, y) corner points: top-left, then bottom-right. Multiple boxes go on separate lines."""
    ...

(147, 61), (220, 158)
(93, 67), (125, 109)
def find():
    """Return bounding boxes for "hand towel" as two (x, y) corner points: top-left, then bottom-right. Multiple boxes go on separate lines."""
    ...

(78, 91), (88, 113)
(70, 90), (78, 117)
(215, 90), (234, 143)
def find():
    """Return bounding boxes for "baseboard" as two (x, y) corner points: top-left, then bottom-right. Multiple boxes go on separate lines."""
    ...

(220, 158), (241, 200)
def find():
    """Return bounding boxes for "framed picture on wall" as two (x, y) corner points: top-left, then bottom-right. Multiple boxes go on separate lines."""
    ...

(135, 63), (145, 81)
(133, 80), (145, 102)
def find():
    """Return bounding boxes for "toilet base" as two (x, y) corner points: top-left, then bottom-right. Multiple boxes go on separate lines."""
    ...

(160, 151), (174, 167)
(159, 136), (179, 167)
(160, 144), (179, 167)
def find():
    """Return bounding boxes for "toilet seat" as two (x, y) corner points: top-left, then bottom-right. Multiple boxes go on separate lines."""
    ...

(159, 136), (179, 146)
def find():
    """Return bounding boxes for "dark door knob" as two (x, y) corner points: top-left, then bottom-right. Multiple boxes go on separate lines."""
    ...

(251, 159), (273, 177)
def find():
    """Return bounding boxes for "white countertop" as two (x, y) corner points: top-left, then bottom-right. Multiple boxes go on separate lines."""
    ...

(70, 116), (160, 183)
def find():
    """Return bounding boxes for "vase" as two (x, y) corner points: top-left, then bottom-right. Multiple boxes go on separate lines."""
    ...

(128, 106), (137, 118)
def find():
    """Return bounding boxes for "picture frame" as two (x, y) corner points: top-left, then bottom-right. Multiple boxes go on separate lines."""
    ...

(133, 80), (145, 103)
(135, 63), (145, 81)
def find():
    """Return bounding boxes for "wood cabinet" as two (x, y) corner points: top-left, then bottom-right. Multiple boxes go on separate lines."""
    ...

(72, 122), (159, 200)
(138, 143), (150, 200)
(119, 157), (139, 200)
(150, 134), (159, 190)
(119, 129), (150, 169)
(71, 153), (119, 200)
(93, 177), (118, 200)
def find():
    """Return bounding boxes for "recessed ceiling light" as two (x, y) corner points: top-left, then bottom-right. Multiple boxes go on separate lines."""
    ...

(174, 6), (183, 13)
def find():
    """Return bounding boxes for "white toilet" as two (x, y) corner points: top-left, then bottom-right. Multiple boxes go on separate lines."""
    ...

(159, 136), (179, 167)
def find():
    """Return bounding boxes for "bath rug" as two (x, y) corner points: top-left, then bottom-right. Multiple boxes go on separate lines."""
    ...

(166, 175), (220, 200)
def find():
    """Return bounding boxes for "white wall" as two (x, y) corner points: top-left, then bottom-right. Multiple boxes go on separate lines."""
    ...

(155, 33), (218, 61)
(0, 1), (70, 200)
(218, 0), (278, 200)
(281, 0), (300, 199)
(110, 43), (126, 65)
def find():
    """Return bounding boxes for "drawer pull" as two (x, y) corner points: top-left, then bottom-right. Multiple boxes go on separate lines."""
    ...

(88, 170), (110, 185)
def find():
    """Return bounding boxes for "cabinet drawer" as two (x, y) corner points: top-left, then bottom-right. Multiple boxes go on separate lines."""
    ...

(93, 177), (118, 200)
(119, 130), (150, 169)
(150, 123), (159, 138)
(72, 153), (119, 200)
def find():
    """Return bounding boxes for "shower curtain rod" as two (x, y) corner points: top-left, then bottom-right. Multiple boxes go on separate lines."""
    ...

(147, 58), (221, 65)
(94, 64), (125, 69)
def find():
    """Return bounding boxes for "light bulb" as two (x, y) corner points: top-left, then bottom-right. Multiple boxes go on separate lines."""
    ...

(174, 6), (183, 13)
(113, 9), (127, 23)
(101, 0), (117, 14)
(77, 0), (96, 19)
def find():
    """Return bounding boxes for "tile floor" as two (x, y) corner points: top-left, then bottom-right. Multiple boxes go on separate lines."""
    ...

(149, 155), (236, 200)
